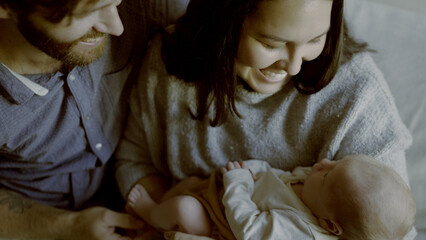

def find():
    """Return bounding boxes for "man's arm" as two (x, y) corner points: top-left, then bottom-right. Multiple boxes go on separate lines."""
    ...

(0, 189), (143, 240)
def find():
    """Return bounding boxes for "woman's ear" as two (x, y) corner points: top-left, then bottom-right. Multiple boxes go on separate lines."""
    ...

(318, 218), (343, 236)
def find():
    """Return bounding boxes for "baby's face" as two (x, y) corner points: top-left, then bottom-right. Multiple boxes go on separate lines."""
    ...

(302, 155), (368, 219)
(302, 155), (413, 237)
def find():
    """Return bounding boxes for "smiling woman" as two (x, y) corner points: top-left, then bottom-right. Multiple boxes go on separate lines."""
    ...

(160, 0), (350, 126)
(234, 0), (332, 94)
(115, 0), (414, 239)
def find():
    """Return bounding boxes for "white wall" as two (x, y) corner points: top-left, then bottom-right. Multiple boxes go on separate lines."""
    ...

(366, 0), (426, 14)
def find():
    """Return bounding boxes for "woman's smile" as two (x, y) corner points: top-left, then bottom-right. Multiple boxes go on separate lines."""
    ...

(257, 68), (288, 83)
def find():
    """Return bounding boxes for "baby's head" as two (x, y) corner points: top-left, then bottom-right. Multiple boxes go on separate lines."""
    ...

(302, 154), (416, 240)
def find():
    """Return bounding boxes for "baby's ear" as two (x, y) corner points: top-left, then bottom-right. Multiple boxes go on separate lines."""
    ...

(318, 218), (343, 236)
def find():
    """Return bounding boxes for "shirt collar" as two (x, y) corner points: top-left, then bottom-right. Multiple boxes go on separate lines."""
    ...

(0, 63), (50, 104)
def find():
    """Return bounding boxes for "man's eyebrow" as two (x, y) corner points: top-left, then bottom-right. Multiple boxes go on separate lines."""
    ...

(257, 28), (330, 43)
(74, 0), (115, 16)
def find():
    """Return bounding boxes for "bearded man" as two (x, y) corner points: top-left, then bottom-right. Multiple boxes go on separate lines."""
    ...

(0, 0), (182, 239)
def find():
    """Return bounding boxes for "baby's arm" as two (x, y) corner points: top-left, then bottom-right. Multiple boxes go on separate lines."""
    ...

(220, 161), (256, 180)
(221, 162), (313, 240)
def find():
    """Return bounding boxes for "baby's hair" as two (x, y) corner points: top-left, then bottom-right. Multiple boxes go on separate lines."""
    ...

(330, 156), (415, 240)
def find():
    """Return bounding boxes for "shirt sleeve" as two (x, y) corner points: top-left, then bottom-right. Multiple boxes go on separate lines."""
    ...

(222, 169), (314, 240)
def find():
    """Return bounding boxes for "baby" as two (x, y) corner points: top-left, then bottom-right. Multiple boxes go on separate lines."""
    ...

(127, 155), (416, 240)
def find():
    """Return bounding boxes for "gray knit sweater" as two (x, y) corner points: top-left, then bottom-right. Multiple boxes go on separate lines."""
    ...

(115, 35), (412, 198)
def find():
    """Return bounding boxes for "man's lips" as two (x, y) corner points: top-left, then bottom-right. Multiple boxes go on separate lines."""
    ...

(79, 36), (105, 47)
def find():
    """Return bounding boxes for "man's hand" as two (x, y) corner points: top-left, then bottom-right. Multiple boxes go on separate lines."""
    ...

(65, 207), (144, 240)
(0, 189), (144, 240)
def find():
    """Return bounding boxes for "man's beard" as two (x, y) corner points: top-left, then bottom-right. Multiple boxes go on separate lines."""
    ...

(17, 17), (108, 68)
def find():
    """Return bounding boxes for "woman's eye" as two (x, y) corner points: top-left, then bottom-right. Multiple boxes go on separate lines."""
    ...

(309, 36), (325, 44)
(262, 43), (277, 49)
(262, 42), (282, 50)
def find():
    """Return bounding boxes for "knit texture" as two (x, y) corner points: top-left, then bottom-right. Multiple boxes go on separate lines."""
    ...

(116, 35), (412, 198)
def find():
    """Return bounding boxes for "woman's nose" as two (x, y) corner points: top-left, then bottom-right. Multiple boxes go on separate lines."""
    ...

(277, 44), (304, 76)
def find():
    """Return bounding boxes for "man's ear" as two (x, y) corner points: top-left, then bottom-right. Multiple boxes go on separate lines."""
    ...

(0, 4), (12, 19)
(318, 218), (343, 236)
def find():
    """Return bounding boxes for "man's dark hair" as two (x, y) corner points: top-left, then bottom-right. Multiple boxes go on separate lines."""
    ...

(0, 0), (96, 23)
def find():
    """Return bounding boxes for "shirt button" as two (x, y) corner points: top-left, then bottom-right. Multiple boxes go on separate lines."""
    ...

(85, 115), (90, 121)
(69, 74), (76, 81)
(95, 143), (102, 150)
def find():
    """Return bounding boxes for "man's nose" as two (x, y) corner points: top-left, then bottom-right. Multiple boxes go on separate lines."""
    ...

(93, 5), (124, 36)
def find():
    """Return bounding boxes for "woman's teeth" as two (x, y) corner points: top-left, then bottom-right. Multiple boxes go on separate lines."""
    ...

(84, 38), (101, 42)
(262, 70), (287, 81)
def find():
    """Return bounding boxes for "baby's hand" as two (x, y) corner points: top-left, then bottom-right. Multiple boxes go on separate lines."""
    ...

(220, 161), (244, 173)
(220, 161), (256, 181)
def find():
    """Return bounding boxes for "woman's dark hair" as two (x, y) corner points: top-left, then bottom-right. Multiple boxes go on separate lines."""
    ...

(162, 0), (367, 126)
(0, 0), (96, 23)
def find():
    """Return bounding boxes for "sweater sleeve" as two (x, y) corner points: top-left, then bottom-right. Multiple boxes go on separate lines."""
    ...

(222, 170), (314, 240)
(115, 37), (166, 198)
(330, 54), (412, 183)
(115, 94), (159, 198)
(331, 54), (415, 240)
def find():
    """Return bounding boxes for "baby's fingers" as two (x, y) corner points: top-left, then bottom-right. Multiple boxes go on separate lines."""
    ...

(221, 161), (248, 175)
(228, 161), (242, 170)
(240, 161), (248, 169)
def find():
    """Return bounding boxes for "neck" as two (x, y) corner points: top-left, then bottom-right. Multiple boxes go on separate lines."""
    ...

(0, 19), (62, 74)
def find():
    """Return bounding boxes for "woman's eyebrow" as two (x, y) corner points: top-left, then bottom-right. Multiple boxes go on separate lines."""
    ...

(257, 28), (330, 43)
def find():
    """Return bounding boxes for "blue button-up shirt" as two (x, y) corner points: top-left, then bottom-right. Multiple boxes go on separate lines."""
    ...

(0, 1), (154, 209)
